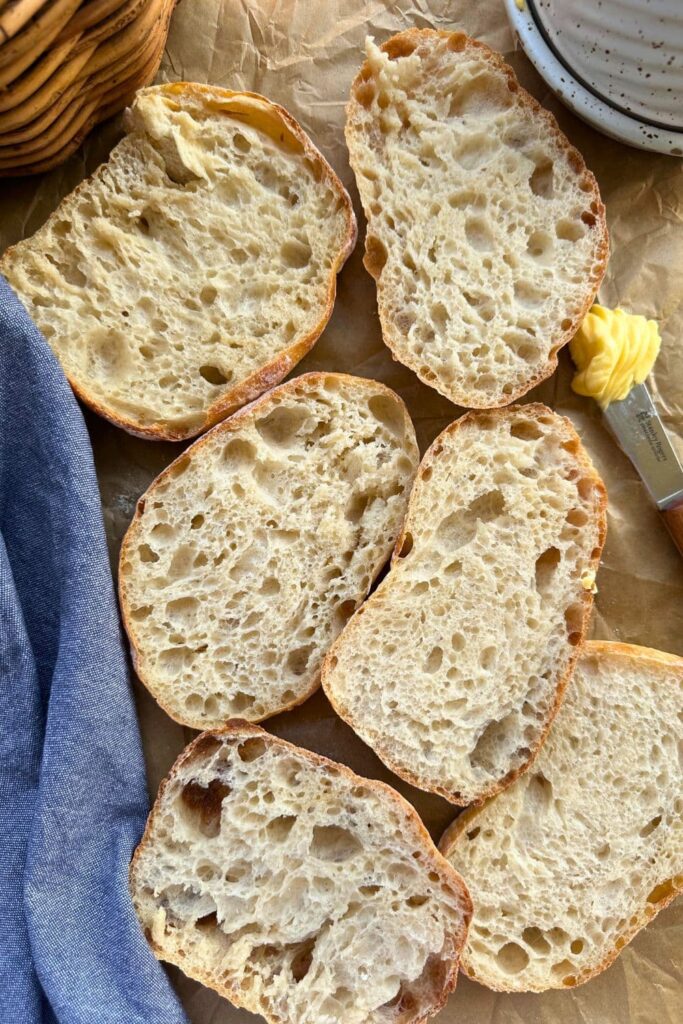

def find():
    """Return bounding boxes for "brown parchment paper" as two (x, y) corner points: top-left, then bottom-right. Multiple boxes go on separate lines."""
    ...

(1, 1), (682, 1021)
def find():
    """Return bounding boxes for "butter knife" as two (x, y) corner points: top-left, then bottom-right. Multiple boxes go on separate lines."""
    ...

(603, 382), (683, 557)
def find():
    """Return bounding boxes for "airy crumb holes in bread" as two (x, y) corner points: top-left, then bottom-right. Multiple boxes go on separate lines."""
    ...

(441, 641), (683, 991)
(119, 372), (418, 727)
(2, 84), (356, 440)
(322, 404), (607, 806)
(345, 29), (609, 408)
(130, 724), (473, 1024)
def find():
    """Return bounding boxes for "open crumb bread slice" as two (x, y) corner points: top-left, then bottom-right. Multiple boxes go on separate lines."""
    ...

(345, 30), (608, 408)
(129, 722), (473, 1024)
(1, 83), (356, 440)
(322, 403), (607, 805)
(119, 372), (418, 727)
(440, 641), (683, 992)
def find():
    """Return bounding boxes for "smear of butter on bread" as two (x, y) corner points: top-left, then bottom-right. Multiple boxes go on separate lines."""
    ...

(129, 91), (220, 183)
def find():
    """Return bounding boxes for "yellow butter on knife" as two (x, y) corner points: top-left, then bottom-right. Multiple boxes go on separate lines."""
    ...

(569, 303), (683, 558)
(570, 304), (661, 408)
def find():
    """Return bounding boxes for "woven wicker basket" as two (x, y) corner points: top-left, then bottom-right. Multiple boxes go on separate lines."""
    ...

(0, 0), (176, 175)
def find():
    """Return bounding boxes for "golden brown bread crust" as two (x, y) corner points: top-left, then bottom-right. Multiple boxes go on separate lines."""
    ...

(1, 82), (357, 440)
(439, 640), (683, 992)
(129, 721), (474, 1024)
(118, 370), (417, 727)
(345, 28), (610, 409)
(321, 403), (608, 806)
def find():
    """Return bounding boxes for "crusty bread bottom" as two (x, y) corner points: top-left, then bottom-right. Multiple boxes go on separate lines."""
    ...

(441, 641), (683, 992)
(130, 723), (472, 1024)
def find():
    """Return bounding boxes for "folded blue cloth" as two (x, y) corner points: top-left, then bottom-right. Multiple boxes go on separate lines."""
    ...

(0, 277), (188, 1024)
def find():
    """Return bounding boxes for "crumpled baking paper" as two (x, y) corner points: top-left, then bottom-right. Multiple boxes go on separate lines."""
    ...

(0, 1), (681, 1021)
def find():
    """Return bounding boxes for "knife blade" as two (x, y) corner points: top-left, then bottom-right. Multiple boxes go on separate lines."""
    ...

(603, 381), (683, 556)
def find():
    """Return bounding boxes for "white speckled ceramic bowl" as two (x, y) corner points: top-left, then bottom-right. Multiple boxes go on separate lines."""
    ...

(503, 0), (683, 155)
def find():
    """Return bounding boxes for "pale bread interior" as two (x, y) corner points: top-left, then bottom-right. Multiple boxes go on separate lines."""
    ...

(3, 85), (354, 439)
(346, 31), (607, 407)
(322, 405), (606, 805)
(130, 727), (472, 1024)
(119, 373), (418, 727)
(441, 643), (683, 991)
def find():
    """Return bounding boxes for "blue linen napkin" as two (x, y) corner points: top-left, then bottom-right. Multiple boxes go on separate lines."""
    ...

(0, 277), (188, 1024)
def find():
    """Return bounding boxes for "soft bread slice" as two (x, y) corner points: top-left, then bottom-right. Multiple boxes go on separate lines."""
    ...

(119, 372), (419, 727)
(345, 30), (608, 408)
(440, 641), (683, 992)
(322, 404), (607, 806)
(129, 723), (473, 1024)
(2, 83), (356, 440)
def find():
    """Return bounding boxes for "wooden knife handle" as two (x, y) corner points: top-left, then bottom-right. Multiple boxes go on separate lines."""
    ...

(661, 500), (683, 559)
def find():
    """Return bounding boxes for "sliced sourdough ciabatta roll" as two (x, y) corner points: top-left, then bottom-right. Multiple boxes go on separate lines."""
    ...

(322, 404), (607, 806)
(345, 30), (609, 408)
(129, 723), (473, 1024)
(440, 642), (683, 992)
(1, 83), (356, 440)
(119, 372), (418, 727)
